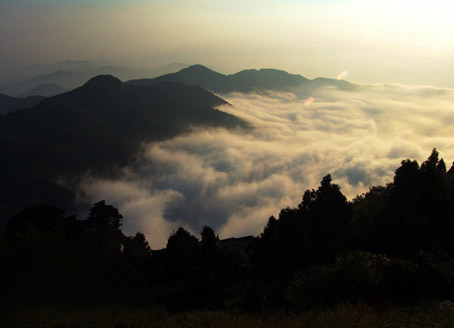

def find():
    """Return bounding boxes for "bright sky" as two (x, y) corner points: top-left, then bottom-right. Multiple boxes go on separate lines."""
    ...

(1, 0), (454, 86)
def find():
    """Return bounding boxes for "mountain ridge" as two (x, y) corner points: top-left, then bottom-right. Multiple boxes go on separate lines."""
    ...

(0, 62), (189, 96)
(128, 64), (358, 93)
(0, 93), (46, 115)
(19, 83), (66, 98)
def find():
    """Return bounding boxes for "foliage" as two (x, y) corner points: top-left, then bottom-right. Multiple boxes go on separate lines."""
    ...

(2, 149), (454, 315)
(4, 305), (454, 328)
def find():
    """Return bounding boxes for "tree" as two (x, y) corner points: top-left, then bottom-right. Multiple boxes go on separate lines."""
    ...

(393, 159), (420, 204)
(165, 227), (200, 279)
(298, 174), (352, 262)
(86, 200), (123, 232)
(261, 216), (278, 244)
(86, 200), (124, 252)
(166, 227), (200, 255)
(200, 225), (219, 253)
(448, 162), (454, 175)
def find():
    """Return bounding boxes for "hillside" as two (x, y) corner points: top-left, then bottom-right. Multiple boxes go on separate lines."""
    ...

(0, 75), (248, 226)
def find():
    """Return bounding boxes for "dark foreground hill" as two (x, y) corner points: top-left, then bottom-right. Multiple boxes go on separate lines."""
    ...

(128, 64), (359, 93)
(0, 75), (248, 226)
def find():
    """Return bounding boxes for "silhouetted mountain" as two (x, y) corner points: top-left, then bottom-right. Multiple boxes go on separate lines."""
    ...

(311, 77), (357, 91)
(19, 83), (66, 97)
(0, 93), (46, 115)
(128, 64), (359, 94)
(0, 61), (189, 96)
(230, 68), (310, 92)
(149, 62), (189, 77)
(0, 75), (247, 227)
(0, 70), (87, 96)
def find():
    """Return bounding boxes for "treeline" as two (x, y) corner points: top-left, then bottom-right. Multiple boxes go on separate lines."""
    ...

(2, 149), (454, 312)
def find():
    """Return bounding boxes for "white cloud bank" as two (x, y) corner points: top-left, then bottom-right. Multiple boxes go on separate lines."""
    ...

(78, 84), (454, 249)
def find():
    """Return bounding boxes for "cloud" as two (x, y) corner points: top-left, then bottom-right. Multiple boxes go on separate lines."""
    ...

(304, 96), (316, 106)
(77, 178), (186, 249)
(76, 83), (454, 249)
(336, 70), (348, 80)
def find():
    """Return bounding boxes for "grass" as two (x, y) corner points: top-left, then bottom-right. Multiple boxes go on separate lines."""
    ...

(3, 303), (454, 328)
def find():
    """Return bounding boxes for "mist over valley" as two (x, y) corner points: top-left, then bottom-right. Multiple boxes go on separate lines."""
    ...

(76, 68), (454, 248)
(2, 63), (453, 248)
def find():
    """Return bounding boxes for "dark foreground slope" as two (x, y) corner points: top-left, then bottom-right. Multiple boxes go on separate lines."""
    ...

(128, 64), (359, 93)
(0, 75), (247, 226)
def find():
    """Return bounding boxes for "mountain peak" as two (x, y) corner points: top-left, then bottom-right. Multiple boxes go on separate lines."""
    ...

(181, 64), (216, 73)
(84, 75), (122, 88)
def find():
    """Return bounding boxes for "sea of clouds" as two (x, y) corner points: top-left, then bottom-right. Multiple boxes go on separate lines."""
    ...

(77, 84), (454, 248)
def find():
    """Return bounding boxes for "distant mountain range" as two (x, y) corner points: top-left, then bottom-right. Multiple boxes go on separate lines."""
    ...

(0, 62), (189, 97)
(19, 83), (67, 98)
(1, 62), (359, 98)
(0, 75), (247, 227)
(0, 93), (46, 115)
(128, 64), (359, 94)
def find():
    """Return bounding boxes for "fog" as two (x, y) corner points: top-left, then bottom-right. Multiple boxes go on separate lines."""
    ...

(78, 84), (454, 248)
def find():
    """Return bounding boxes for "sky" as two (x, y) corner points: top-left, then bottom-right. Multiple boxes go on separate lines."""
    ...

(1, 0), (454, 87)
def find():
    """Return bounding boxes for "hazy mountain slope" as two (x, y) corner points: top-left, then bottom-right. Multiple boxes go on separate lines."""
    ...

(132, 65), (227, 91)
(20, 83), (66, 97)
(0, 94), (46, 115)
(228, 68), (310, 93)
(0, 70), (88, 96)
(127, 64), (358, 93)
(311, 77), (358, 91)
(0, 62), (189, 96)
(0, 75), (247, 227)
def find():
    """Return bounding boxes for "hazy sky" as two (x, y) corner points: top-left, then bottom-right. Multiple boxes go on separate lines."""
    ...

(1, 0), (454, 86)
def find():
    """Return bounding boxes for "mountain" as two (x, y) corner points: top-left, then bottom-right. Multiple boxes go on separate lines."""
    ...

(147, 63), (189, 77)
(128, 64), (359, 94)
(0, 75), (247, 227)
(20, 83), (66, 97)
(0, 62), (189, 97)
(0, 70), (88, 96)
(311, 77), (358, 91)
(0, 93), (46, 115)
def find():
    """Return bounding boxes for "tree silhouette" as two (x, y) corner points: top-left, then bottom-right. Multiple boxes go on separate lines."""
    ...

(86, 200), (123, 232)
(298, 174), (352, 262)
(200, 225), (219, 253)
(448, 162), (454, 175)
